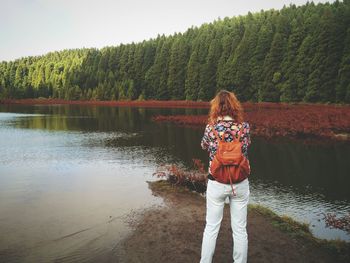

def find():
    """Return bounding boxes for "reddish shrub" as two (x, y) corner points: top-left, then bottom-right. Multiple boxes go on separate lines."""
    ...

(153, 159), (207, 193)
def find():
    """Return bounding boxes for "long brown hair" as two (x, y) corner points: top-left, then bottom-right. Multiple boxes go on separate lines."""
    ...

(208, 90), (244, 124)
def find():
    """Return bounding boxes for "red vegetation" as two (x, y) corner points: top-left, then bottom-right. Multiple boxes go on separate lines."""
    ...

(323, 213), (350, 234)
(2, 99), (349, 142)
(153, 158), (207, 193)
(152, 102), (350, 143)
(0, 98), (209, 108)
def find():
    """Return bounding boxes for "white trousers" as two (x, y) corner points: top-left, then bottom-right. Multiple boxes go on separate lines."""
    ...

(200, 178), (250, 263)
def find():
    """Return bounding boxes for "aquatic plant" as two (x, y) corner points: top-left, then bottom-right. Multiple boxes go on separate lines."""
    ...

(323, 213), (350, 234)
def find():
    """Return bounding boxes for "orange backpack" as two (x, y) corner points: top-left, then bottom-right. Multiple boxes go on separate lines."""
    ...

(210, 123), (251, 194)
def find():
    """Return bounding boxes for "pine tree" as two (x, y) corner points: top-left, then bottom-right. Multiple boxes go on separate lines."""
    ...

(280, 13), (305, 102)
(336, 27), (350, 103)
(259, 32), (287, 102)
(167, 36), (189, 100)
(185, 48), (200, 100)
(305, 6), (346, 102)
(249, 15), (274, 102)
(198, 37), (222, 100)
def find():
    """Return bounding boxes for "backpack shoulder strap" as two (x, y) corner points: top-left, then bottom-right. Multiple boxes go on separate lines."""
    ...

(237, 123), (245, 140)
(211, 125), (220, 141)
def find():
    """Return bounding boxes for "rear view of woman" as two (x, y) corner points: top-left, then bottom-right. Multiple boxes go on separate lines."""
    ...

(200, 90), (251, 263)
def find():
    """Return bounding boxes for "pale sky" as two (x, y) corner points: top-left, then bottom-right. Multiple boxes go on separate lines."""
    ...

(0, 0), (335, 62)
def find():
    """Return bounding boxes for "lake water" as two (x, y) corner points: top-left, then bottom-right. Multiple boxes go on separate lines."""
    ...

(0, 104), (349, 262)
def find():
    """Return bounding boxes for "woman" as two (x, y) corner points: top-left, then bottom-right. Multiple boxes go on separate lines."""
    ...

(200, 90), (251, 263)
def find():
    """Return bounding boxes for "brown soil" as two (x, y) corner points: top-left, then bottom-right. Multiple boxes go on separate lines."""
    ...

(115, 181), (347, 263)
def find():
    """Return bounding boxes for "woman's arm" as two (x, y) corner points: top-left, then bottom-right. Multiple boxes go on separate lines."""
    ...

(242, 122), (251, 147)
(200, 124), (212, 151)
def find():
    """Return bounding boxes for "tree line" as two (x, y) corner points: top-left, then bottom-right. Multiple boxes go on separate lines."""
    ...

(0, 0), (349, 103)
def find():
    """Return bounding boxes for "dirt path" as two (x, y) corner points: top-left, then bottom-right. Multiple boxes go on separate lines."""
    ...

(115, 181), (348, 263)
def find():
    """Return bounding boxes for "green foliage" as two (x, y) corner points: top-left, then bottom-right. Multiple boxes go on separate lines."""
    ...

(167, 36), (189, 100)
(0, 1), (349, 103)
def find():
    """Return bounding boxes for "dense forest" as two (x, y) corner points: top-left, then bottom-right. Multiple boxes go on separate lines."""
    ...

(0, 1), (349, 103)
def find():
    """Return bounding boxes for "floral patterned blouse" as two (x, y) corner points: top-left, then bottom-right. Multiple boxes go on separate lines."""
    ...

(200, 117), (251, 175)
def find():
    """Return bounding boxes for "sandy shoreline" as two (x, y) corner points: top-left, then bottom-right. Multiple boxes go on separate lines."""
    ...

(115, 181), (349, 263)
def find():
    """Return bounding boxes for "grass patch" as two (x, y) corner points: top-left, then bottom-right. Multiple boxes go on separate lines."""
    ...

(149, 180), (190, 193)
(148, 180), (203, 198)
(248, 204), (311, 237)
(249, 204), (350, 262)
